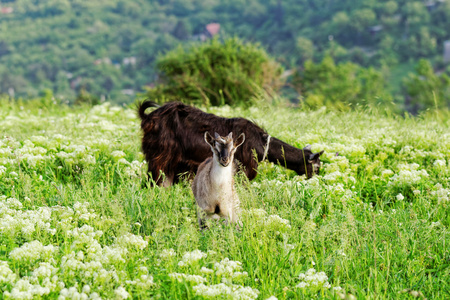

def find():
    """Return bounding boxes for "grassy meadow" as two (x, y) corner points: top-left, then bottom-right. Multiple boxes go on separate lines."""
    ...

(1, 98), (450, 299)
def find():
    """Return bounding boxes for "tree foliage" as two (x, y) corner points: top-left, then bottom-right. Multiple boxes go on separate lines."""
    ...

(294, 56), (393, 110)
(0, 0), (449, 111)
(146, 38), (284, 106)
(402, 59), (450, 113)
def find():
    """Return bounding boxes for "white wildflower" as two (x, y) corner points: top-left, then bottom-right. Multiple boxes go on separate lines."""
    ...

(0, 165), (6, 176)
(169, 272), (206, 284)
(114, 286), (130, 299)
(381, 169), (394, 177)
(5, 278), (50, 298)
(296, 268), (338, 292)
(214, 258), (243, 277)
(193, 283), (259, 300)
(178, 250), (207, 267)
(200, 267), (214, 274)
(0, 261), (16, 284)
(431, 183), (450, 204)
(116, 233), (148, 250)
(160, 248), (176, 259)
(388, 165), (428, 188)
(431, 221), (441, 227)
(111, 150), (126, 159)
(82, 285), (91, 294)
(9, 241), (58, 264)
(433, 159), (446, 168)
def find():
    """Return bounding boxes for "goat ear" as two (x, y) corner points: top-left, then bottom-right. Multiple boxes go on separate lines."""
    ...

(234, 133), (245, 148)
(227, 132), (233, 139)
(205, 131), (215, 147)
(303, 144), (312, 151)
(214, 132), (220, 139)
(309, 150), (324, 161)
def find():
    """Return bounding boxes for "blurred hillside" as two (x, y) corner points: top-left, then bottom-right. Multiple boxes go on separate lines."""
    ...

(0, 0), (449, 105)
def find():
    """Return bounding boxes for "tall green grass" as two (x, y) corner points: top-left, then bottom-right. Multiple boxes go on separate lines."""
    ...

(1, 98), (449, 299)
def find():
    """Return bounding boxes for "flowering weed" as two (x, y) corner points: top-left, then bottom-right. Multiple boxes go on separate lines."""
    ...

(1, 99), (450, 298)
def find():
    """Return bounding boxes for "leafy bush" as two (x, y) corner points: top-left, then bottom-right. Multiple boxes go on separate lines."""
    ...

(402, 59), (450, 114)
(293, 56), (394, 110)
(146, 38), (284, 106)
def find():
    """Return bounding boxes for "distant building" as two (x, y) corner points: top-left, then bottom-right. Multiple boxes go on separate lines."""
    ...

(8, 87), (14, 98)
(63, 71), (73, 79)
(94, 57), (112, 65)
(206, 23), (220, 37)
(1, 7), (13, 14)
(444, 40), (450, 63)
(424, 0), (445, 11)
(191, 23), (221, 42)
(123, 57), (136, 66)
(369, 25), (383, 35)
(70, 77), (82, 90)
(121, 89), (134, 95)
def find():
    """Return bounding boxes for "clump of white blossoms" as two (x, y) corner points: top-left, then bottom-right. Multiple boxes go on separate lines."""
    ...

(114, 286), (130, 300)
(169, 273), (206, 284)
(111, 150), (126, 160)
(0, 261), (16, 284)
(59, 286), (96, 300)
(325, 155), (350, 173)
(0, 165), (6, 176)
(160, 248), (176, 259)
(381, 169), (394, 178)
(241, 209), (291, 234)
(193, 283), (259, 300)
(200, 267), (214, 274)
(9, 241), (58, 265)
(396, 193), (405, 201)
(178, 250), (207, 267)
(388, 163), (429, 188)
(116, 233), (148, 250)
(0, 197), (56, 240)
(122, 160), (145, 177)
(2, 197), (156, 299)
(295, 268), (341, 293)
(433, 159), (447, 169)
(214, 258), (248, 280)
(3, 278), (51, 299)
(431, 183), (450, 204)
(264, 214), (291, 233)
(168, 253), (258, 299)
(125, 274), (155, 290)
(73, 201), (98, 221)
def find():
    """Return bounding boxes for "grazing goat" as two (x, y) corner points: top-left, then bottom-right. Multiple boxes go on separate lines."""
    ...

(192, 131), (245, 227)
(138, 100), (324, 186)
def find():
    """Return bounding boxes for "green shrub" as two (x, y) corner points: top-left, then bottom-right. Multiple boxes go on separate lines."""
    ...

(293, 56), (394, 110)
(402, 59), (450, 114)
(146, 37), (285, 106)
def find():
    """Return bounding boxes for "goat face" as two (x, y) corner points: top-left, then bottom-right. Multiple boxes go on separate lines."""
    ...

(306, 151), (324, 178)
(205, 132), (245, 167)
(302, 145), (324, 178)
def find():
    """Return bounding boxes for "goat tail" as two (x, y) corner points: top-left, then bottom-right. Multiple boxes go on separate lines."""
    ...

(137, 99), (160, 120)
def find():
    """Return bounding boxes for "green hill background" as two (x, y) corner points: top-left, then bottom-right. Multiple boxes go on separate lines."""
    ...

(1, 0), (450, 105)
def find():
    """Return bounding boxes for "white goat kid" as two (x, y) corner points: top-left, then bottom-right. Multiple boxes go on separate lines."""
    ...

(192, 131), (245, 228)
